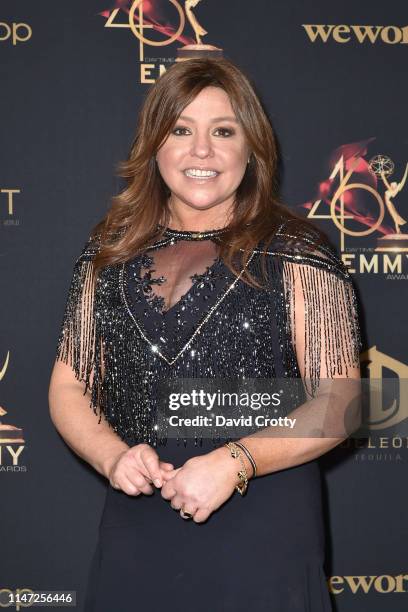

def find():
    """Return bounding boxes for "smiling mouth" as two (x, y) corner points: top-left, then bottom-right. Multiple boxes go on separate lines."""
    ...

(183, 170), (221, 180)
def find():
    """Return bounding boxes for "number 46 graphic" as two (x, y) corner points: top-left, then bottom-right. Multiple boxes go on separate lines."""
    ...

(307, 155), (385, 251)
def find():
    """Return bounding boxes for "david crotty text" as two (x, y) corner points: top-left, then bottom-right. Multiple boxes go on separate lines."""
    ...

(167, 415), (297, 429)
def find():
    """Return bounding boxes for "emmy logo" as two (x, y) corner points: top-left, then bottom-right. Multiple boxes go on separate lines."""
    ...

(369, 155), (408, 252)
(0, 405), (24, 444)
(176, 0), (223, 61)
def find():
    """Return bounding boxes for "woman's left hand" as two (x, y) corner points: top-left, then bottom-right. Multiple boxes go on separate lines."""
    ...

(160, 447), (240, 523)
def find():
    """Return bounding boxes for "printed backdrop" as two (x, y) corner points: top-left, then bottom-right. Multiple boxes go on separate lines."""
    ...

(1, 1), (407, 610)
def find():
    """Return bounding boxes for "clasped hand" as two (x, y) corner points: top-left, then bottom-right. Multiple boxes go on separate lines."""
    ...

(107, 443), (238, 523)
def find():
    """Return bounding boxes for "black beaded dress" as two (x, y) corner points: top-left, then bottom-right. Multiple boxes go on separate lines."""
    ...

(54, 220), (362, 612)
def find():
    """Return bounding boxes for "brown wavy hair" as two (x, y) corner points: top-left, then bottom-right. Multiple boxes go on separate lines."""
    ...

(91, 56), (327, 289)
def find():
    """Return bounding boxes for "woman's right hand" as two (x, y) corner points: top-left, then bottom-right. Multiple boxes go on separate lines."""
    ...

(106, 443), (174, 496)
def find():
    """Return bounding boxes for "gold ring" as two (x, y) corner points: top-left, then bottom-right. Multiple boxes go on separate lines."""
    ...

(180, 507), (193, 519)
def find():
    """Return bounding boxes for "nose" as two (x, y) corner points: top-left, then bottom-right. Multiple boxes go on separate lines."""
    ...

(189, 130), (214, 159)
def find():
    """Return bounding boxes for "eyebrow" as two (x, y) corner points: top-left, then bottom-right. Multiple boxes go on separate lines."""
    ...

(178, 115), (239, 124)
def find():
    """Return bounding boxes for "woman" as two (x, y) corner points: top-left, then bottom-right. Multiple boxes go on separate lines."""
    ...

(48, 58), (362, 611)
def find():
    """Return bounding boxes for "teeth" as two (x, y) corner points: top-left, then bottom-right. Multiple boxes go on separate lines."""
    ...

(184, 169), (219, 178)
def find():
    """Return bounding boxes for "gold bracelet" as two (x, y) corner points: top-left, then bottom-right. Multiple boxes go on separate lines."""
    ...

(234, 441), (257, 478)
(225, 442), (249, 496)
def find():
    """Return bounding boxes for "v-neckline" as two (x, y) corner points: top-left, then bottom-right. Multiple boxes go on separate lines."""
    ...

(132, 224), (229, 318)
(133, 251), (223, 319)
(119, 248), (258, 366)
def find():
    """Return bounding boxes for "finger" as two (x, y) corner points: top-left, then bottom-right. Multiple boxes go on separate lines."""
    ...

(121, 465), (153, 491)
(127, 450), (160, 491)
(180, 505), (197, 520)
(159, 462), (175, 471)
(161, 467), (181, 480)
(134, 476), (154, 495)
(161, 481), (177, 500)
(140, 448), (163, 488)
(169, 495), (183, 511)
(141, 470), (154, 484)
(118, 474), (142, 497)
(124, 468), (154, 495)
(138, 481), (155, 495)
(192, 508), (211, 524)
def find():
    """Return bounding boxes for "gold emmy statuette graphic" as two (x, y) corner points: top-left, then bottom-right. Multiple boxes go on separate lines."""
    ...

(0, 405), (24, 443)
(369, 155), (408, 252)
(176, 0), (223, 61)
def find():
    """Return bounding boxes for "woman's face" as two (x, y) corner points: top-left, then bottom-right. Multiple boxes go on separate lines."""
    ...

(156, 86), (250, 221)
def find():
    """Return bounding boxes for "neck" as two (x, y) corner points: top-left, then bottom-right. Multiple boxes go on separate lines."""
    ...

(163, 198), (232, 232)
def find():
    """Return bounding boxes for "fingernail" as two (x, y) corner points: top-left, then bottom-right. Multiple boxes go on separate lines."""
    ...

(154, 479), (162, 487)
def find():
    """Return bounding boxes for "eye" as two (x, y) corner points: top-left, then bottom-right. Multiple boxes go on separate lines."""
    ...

(172, 126), (190, 136)
(213, 127), (235, 137)
(171, 126), (235, 137)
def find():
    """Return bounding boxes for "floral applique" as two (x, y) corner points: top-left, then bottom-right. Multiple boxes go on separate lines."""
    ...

(130, 253), (225, 316)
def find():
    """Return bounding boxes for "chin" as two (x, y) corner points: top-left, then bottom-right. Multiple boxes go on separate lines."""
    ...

(185, 198), (224, 210)
(174, 191), (222, 208)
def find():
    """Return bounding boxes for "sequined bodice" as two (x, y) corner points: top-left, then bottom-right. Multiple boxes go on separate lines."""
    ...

(55, 221), (362, 448)
(119, 225), (255, 368)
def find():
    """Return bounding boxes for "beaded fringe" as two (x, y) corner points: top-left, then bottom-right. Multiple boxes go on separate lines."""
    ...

(281, 257), (361, 397)
(55, 239), (105, 424)
(54, 234), (362, 445)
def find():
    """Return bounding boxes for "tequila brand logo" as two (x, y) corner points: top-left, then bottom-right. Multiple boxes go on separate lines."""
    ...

(340, 348), (408, 461)
(303, 140), (408, 278)
(360, 347), (408, 431)
(302, 24), (408, 44)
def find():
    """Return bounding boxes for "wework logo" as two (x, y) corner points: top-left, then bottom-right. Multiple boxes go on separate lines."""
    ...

(302, 24), (408, 44)
(329, 574), (408, 594)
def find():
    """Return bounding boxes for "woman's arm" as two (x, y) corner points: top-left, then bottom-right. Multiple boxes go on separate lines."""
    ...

(49, 238), (128, 479)
(48, 359), (129, 479)
(49, 237), (173, 493)
(161, 257), (363, 522)
(215, 257), (362, 478)
(49, 360), (173, 493)
(213, 369), (361, 478)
